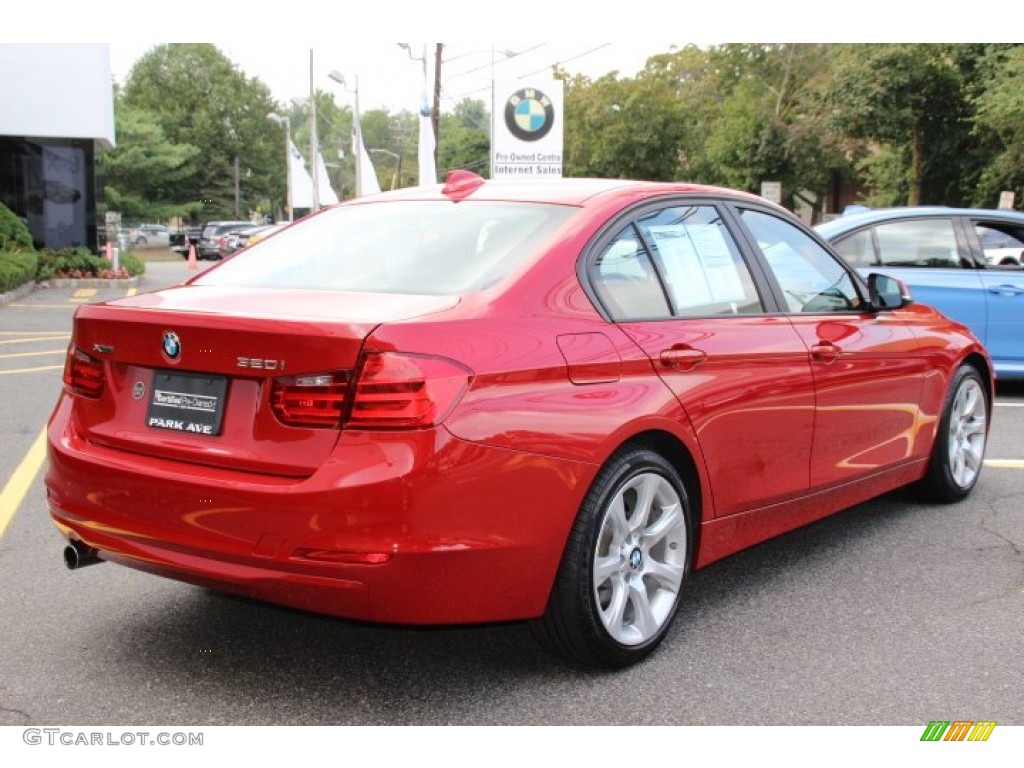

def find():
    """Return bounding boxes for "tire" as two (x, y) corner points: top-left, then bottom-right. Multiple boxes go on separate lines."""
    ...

(530, 447), (692, 668)
(917, 365), (988, 503)
(135, 236), (148, 245)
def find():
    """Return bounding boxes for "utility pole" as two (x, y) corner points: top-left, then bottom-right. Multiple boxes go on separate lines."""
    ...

(309, 48), (320, 212)
(233, 156), (240, 217)
(433, 44), (443, 167)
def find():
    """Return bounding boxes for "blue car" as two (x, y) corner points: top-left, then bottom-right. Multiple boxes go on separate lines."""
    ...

(817, 207), (1024, 379)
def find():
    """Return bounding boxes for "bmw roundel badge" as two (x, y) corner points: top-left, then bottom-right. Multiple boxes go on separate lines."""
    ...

(504, 88), (555, 142)
(162, 331), (181, 360)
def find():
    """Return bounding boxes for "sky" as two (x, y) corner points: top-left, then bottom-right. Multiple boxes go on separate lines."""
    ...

(12, 0), (1005, 117)
(106, 42), (672, 114)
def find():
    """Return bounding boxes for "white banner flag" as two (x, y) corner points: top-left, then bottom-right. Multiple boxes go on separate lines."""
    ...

(288, 140), (315, 210)
(418, 90), (437, 187)
(314, 147), (339, 205)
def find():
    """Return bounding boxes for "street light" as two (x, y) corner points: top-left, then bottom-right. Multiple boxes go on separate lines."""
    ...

(328, 70), (363, 197)
(266, 112), (292, 222)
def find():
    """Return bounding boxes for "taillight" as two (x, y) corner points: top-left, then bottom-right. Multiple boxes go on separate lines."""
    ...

(269, 353), (471, 430)
(349, 351), (471, 429)
(62, 346), (105, 398)
(270, 373), (348, 428)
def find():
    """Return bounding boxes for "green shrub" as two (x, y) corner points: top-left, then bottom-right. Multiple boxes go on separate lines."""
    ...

(0, 203), (34, 253)
(0, 251), (39, 292)
(36, 247), (143, 280)
(119, 251), (146, 277)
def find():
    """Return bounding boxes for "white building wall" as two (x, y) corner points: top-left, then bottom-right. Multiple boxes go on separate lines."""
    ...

(0, 44), (115, 148)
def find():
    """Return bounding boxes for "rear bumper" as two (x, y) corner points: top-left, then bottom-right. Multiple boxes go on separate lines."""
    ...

(46, 395), (595, 624)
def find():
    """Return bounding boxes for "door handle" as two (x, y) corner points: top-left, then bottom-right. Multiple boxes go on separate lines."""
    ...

(659, 346), (707, 371)
(987, 284), (1024, 296)
(811, 341), (840, 363)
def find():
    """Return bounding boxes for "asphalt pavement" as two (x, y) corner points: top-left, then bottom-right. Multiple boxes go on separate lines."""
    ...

(0, 259), (1021, 726)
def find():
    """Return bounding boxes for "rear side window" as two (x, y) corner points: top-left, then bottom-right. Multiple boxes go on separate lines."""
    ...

(195, 201), (576, 295)
(637, 205), (764, 316)
(873, 218), (962, 268)
(591, 205), (764, 321)
(592, 226), (671, 320)
(832, 228), (876, 267)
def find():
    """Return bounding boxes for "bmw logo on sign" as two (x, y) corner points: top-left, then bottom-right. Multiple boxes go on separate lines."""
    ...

(504, 88), (555, 142)
(162, 331), (181, 360)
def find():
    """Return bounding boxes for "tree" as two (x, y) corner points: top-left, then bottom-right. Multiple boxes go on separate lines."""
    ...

(700, 45), (847, 219)
(438, 98), (490, 177)
(562, 66), (687, 181)
(828, 44), (970, 206)
(120, 44), (281, 220)
(97, 101), (201, 221)
(972, 44), (1024, 208)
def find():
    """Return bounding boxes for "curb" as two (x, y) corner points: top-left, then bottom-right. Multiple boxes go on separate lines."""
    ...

(0, 280), (38, 306)
(40, 277), (141, 289)
(0, 275), (141, 306)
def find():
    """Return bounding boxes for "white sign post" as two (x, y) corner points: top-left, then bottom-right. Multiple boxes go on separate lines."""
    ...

(998, 191), (1016, 210)
(760, 181), (782, 205)
(491, 79), (564, 179)
(104, 211), (121, 271)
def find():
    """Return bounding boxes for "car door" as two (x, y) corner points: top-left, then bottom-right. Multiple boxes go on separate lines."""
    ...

(735, 208), (930, 489)
(965, 218), (1024, 376)
(588, 202), (815, 518)
(831, 216), (989, 344)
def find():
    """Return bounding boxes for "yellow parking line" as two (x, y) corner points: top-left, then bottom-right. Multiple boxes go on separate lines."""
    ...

(125, 288), (137, 298)
(72, 289), (97, 298)
(0, 349), (65, 360)
(0, 336), (70, 345)
(0, 365), (64, 375)
(984, 459), (1024, 469)
(7, 304), (77, 309)
(0, 426), (47, 538)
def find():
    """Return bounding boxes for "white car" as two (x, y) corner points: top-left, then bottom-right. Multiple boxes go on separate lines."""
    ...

(128, 224), (171, 246)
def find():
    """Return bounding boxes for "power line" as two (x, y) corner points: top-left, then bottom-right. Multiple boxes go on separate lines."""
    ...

(516, 44), (612, 78)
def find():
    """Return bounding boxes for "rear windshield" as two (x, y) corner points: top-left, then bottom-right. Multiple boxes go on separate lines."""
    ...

(194, 201), (576, 294)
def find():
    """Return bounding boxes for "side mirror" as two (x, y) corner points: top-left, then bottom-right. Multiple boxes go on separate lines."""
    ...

(867, 272), (912, 310)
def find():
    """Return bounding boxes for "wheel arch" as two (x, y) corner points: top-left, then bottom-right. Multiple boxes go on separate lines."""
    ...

(961, 351), (995, 416)
(617, 428), (705, 560)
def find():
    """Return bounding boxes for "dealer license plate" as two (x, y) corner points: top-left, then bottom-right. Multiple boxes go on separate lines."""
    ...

(146, 371), (228, 436)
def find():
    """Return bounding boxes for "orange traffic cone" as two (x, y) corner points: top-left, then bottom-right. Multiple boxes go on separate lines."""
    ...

(187, 241), (197, 272)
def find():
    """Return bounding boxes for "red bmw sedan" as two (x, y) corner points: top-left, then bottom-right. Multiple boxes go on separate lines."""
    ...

(47, 173), (992, 668)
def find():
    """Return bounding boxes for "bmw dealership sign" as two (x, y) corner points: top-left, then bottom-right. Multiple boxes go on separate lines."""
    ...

(491, 79), (564, 178)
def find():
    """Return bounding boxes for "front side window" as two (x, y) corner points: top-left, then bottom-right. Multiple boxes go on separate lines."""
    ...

(975, 222), (1024, 266)
(741, 209), (862, 313)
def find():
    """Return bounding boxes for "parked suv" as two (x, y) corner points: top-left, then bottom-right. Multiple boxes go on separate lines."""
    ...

(197, 221), (255, 260)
